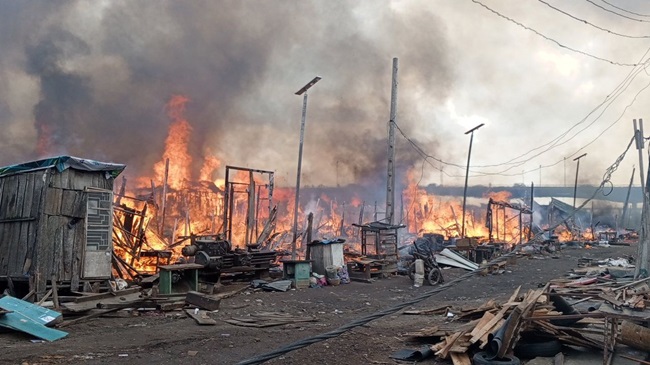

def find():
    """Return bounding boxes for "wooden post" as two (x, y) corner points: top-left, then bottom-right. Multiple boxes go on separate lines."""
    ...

(528, 182), (534, 241)
(160, 158), (169, 237)
(51, 274), (60, 309)
(386, 57), (398, 225)
(305, 212), (314, 260)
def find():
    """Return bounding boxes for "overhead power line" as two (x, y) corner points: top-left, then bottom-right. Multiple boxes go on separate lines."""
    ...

(585, 0), (650, 22)
(601, 0), (650, 18)
(470, 0), (641, 66)
(538, 0), (650, 39)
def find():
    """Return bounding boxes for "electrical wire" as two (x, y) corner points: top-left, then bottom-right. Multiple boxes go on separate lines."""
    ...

(390, 56), (650, 179)
(538, 0), (650, 39)
(470, 52), (650, 169)
(470, 0), (641, 66)
(469, 75), (650, 178)
(585, 0), (650, 22)
(600, 0), (650, 18)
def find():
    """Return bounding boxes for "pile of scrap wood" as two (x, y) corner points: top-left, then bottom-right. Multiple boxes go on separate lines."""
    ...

(51, 284), (248, 328)
(403, 266), (650, 364)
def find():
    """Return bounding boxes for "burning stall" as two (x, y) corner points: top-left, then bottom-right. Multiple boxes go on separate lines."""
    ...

(0, 156), (124, 300)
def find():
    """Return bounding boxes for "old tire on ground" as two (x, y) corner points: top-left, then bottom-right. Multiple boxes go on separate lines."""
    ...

(427, 268), (443, 285)
(472, 351), (521, 365)
(513, 339), (562, 358)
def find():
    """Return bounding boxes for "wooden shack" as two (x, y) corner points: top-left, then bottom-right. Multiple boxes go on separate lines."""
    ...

(0, 156), (125, 299)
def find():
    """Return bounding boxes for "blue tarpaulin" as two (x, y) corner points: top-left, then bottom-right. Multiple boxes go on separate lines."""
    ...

(0, 155), (125, 179)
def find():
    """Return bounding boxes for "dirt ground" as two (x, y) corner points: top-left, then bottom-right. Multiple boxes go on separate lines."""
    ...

(0, 243), (640, 365)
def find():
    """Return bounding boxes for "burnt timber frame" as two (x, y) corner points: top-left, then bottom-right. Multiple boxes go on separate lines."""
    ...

(222, 166), (274, 245)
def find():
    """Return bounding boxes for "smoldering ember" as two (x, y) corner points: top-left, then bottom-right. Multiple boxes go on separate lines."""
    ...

(3, 2), (650, 365)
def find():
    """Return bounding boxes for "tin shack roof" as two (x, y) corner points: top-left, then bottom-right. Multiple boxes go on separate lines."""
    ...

(0, 156), (126, 179)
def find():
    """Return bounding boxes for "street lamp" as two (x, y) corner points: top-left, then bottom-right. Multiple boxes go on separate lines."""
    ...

(461, 123), (484, 238)
(572, 153), (587, 210)
(291, 76), (321, 260)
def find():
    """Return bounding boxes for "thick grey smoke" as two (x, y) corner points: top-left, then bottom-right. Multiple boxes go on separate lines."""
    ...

(0, 1), (453, 191)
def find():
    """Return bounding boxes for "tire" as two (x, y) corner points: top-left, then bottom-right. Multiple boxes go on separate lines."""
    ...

(513, 339), (562, 358)
(427, 268), (443, 285)
(472, 352), (521, 365)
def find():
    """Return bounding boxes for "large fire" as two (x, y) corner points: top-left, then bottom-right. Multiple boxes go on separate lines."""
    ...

(112, 95), (538, 278)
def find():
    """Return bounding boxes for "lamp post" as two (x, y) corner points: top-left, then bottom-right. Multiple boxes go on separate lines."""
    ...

(572, 153), (587, 210)
(461, 123), (484, 238)
(291, 76), (321, 260)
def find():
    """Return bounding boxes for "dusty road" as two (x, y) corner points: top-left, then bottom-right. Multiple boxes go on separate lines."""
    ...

(1, 244), (637, 365)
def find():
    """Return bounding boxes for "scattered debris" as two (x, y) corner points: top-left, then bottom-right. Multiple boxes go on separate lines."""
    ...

(0, 296), (67, 342)
(224, 312), (317, 328)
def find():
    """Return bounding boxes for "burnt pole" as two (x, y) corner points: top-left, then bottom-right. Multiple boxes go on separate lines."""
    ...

(386, 58), (398, 225)
(291, 76), (321, 260)
(461, 123), (484, 238)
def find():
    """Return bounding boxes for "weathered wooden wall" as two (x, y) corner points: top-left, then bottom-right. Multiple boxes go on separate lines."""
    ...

(0, 167), (115, 296)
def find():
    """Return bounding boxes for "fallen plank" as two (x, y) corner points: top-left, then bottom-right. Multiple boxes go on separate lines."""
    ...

(450, 352), (472, 365)
(435, 332), (462, 359)
(185, 309), (217, 325)
(186, 291), (221, 311)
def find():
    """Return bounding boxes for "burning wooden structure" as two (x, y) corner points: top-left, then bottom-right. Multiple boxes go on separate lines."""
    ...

(486, 198), (533, 245)
(0, 156), (125, 299)
(112, 164), (280, 283)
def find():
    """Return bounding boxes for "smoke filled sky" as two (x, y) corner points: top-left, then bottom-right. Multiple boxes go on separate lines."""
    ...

(1, 0), (650, 190)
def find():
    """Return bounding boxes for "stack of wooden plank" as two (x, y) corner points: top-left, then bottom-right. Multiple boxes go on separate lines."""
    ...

(403, 267), (650, 365)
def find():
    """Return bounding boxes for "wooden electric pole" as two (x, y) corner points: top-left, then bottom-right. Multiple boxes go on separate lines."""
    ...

(386, 58), (398, 225)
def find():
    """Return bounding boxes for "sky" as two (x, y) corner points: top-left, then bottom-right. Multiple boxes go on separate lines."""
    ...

(1, 0), (650, 193)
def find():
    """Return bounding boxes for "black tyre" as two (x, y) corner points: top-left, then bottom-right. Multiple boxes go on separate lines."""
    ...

(427, 268), (443, 285)
(472, 351), (521, 365)
(513, 339), (562, 358)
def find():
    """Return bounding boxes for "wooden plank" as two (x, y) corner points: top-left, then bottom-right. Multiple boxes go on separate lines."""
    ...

(43, 187), (63, 216)
(450, 352), (471, 365)
(16, 173), (35, 276)
(33, 172), (50, 300)
(70, 221), (84, 292)
(49, 170), (64, 189)
(185, 309), (217, 325)
(185, 291), (221, 311)
(61, 223), (74, 281)
(497, 287), (547, 358)
(435, 332), (462, 359)
(61, 189), (86, 218)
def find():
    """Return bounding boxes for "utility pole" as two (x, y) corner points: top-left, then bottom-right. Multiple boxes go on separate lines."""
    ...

(461, 123), (485, 238)
(386, 58), (398, 225)
(290, 76), (321, 260)
(528, 182), (534, 242)
(633, 118), (648, 278)
(572, 153), (587, 210)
